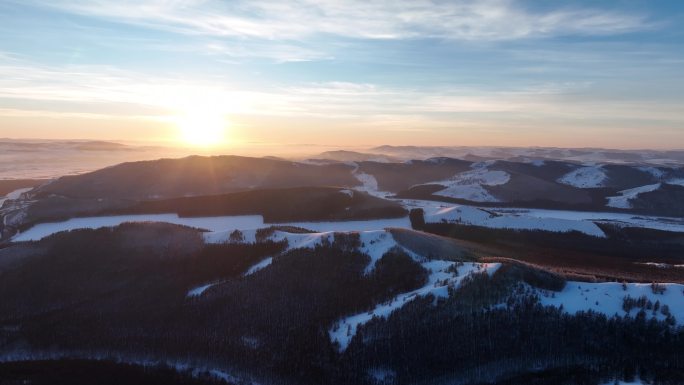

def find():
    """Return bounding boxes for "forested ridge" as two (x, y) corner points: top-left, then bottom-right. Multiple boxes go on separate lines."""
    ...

(1, 223), (683, 384)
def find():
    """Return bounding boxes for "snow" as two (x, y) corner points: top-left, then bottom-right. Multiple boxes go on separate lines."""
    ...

(203, 228), (257, 244)
(405, 198), (684, 235)
(272, 230), (422, 273)
(606, 183), (661, 209)
(0, 187), (33, 207)
(209, 369), (239, 383)
(206, 229), (421, 274)
(339, 189), (354, 197)
(12, 214), (265, 242)
(430, 166), (510, 202)
(666, 178), (684, 186)
(600, 379), (646, 385)
(427, 205), (495, 224)
(13, 214), (411, 242)
(537, 281), (684, 324)
(637, 166), (665, 179)
(286, 217), (412, 232)
(557, 165), (607, 188)
(329, 261), (501, 351)
(368, 368), (396, 384)
(635, 262), (684, 269)
(350, 162), (386, 197)
(416, 201), (606, 237)
(186, 282), (218, 297)
(244, 257), (273, 276)
(502, 207), (684, 234)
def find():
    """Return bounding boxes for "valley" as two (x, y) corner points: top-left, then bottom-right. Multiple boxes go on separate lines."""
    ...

(1, 151), (683, 385)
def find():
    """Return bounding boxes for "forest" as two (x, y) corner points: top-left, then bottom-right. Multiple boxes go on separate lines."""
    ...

(1, 223), (683, 384)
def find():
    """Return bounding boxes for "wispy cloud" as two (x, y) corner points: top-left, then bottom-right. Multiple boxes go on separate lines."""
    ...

(27, 0), (650, 41)
(2, 55), (681, 129)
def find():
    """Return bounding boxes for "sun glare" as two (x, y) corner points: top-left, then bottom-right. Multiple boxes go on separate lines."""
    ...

(175, 108), (228, 147)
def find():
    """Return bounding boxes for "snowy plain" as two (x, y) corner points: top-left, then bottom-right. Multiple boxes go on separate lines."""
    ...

(12, 214), (411, 242)
(402, 198), (684, 234)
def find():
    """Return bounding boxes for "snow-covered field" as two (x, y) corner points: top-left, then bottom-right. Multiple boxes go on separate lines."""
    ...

(12, 214), (266, 242)
(430, 164), (510, 202)
(419, 202), (605, 237)
(537, 280), (684, 324)
(401, 199), (684, 235)
(285, 217), (411, 232)
(329, 261), (501, 351)
(500, 207), (684, 233)
(607, 183), (661, 209)
(557, 165), (606, 188)
(12, 214), (412, 242)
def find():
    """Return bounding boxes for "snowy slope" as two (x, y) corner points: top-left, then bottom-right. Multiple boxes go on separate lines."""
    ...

(537, 281), (684, 323)
(430, 164), (510, 202)
(557, 165), (607, 188)
(0, 187), (33, 208)
(416, 201), (606, 237)
(350, 162), (391, 198)
(637, 166), (665, 179)
(275, 230), (424, 273)
(205, 229), (422, 274)
(329, 261), (501, 351)
(244, 257), (274, 276)
(187, 282), (219, 297)
(607, 183), (661, 209)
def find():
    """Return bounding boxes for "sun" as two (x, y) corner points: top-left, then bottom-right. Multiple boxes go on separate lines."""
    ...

(175, 108), (228, 147)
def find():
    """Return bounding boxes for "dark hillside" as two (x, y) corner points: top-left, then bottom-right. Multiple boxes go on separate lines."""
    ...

(357, 158), (471, 192)
(35, 155), (359, 200)
(0, 179), (46, 196)
(118, 187), (407, 222)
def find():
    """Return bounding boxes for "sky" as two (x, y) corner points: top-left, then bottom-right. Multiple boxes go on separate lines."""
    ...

(0, 0), (683, 150)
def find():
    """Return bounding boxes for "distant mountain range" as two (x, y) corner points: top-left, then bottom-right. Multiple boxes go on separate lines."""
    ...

(2, 153), (683, 243)
(321, 145), (684, 165)
(2, 150), (684, 384)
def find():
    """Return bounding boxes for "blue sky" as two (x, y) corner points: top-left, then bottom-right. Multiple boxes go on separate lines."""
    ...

(0, 0), (683, 149)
